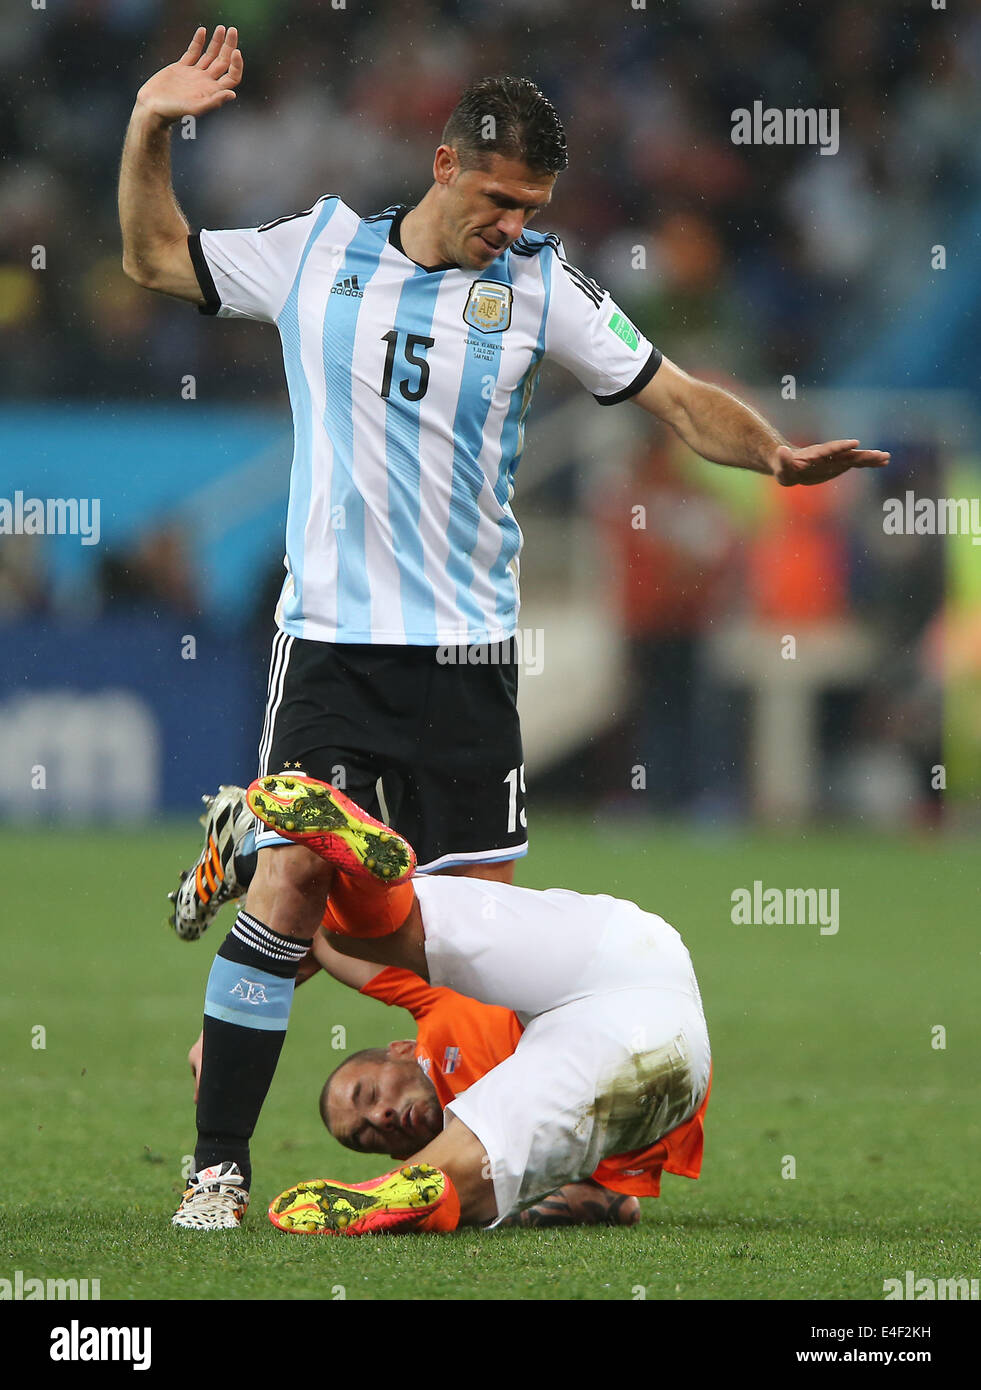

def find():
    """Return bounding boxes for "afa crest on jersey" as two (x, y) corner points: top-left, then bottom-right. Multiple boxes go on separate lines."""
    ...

(464, 281), (513, 334)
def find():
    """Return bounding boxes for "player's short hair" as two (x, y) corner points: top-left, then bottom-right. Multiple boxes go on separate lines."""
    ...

(319, 1047), (389, 1137)
(442, 76), (569, 176)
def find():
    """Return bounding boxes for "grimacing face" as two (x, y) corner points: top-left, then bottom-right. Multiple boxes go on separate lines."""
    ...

(326, 1041), (443, 1160)
(435, 150), (556, 271)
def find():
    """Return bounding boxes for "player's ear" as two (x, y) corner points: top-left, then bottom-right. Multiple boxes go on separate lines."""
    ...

(387, 1039), (416, 1060)
(433, 145), (460, 187)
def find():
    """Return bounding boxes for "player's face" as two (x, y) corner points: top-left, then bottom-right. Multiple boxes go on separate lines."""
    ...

(440, 152), (555, 270)
(327, 1049), (443, 1160)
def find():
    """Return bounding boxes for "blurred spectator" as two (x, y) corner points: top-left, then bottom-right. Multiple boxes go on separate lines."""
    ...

(595, 442), (737, 813)
(2, 1), (976, 404)
(0, 535), (50, 618)
(745, 482), (850, 625)
(98, 524), (199, 619)
(1, 1), (971, 825)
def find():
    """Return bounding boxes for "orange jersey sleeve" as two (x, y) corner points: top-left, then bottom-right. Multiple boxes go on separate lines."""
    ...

(360, 966), (524, 1110)
(359, 964), (445, 1021)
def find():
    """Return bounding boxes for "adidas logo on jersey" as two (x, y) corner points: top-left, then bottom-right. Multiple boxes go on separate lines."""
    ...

(330, 274), (363, 298)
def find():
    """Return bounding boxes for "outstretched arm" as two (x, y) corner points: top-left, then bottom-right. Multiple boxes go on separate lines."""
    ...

(119, 25), (242, 299)
(631, 355), (889, 486)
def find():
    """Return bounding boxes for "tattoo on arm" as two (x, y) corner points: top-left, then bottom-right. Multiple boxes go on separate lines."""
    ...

(501, 1187), (636, 1228)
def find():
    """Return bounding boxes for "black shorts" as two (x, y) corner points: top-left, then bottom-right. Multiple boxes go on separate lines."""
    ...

(256, 631), (528, 872)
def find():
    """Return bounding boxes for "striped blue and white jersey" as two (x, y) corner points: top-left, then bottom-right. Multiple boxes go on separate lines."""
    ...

(190, 199), (661, 645)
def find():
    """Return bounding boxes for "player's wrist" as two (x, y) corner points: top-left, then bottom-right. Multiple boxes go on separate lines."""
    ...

(131, 96), (179, 131)
(761, 439), (790, 478)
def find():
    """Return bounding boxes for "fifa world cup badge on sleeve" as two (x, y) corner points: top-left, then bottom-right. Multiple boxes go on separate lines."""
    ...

(607, 311), (640, 351)
(464, 281), (513, 334)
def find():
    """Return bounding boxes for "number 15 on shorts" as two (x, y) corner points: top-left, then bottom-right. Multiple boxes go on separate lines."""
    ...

(504, 764), (527, 834)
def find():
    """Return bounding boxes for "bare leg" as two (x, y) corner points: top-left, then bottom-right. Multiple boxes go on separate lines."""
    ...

(406, 1116), (498, 1225)
(245, 844), (336, 937)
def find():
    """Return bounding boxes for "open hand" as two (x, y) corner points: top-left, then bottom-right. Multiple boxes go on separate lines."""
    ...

(771, 439), (890, 487)
(136, 25), (243, 124)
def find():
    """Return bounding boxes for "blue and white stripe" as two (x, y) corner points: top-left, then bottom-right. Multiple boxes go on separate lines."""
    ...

(200, 205), (651, 645)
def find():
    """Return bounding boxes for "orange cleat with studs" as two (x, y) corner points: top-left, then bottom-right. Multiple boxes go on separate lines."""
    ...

(246, 773), (416, 886)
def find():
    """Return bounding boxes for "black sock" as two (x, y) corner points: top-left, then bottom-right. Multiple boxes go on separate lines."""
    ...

(194, 911), (311, 1190)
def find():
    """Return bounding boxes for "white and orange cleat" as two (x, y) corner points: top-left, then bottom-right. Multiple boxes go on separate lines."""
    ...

(172, 1161), (249, 1230)
(168, 785), (254, 941)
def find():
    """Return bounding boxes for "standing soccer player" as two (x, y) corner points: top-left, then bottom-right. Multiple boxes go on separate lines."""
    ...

(118, 26), (888, 1227)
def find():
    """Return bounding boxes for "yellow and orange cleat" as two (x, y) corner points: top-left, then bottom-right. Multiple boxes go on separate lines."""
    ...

(247, 773), (416, 885)
(268, 1164), (449, 1236)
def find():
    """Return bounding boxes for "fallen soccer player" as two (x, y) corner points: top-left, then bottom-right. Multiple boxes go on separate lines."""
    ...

(189, 949), (646, 1229)
(310, 964), (655, 1230)
(174, 787), (705, 1230)
(245, 773), (712, 1236)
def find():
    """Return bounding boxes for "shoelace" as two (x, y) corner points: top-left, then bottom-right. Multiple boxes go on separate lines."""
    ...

(180, 1180), (247, 1217)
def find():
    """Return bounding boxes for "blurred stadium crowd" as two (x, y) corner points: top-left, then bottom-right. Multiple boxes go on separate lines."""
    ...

(3, 0), (978, 401)
(1, 0), (977, 824)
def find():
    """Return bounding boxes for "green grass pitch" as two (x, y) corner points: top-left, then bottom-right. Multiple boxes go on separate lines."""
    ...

(1, 816), (977, 1301)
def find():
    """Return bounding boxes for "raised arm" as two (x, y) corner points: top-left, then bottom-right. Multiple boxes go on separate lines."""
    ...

(119, 25), (242, 300)
(630, 355), (889, 487)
